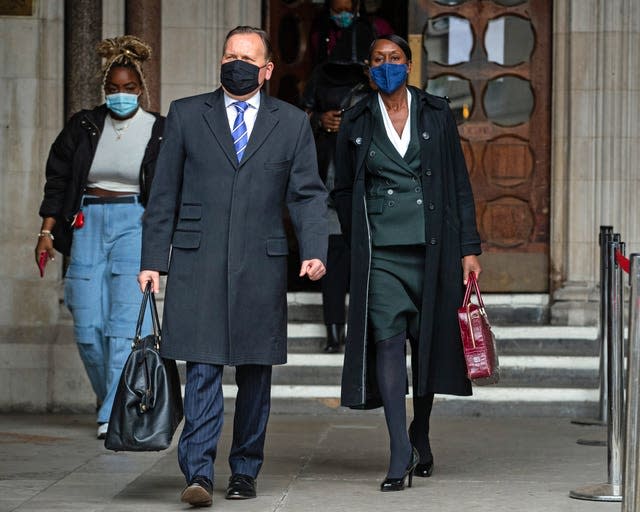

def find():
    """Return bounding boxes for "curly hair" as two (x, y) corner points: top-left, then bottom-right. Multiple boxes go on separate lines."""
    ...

(97, 35), (152, 108)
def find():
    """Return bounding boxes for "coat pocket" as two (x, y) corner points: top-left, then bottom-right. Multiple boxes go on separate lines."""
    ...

(264, 160), (291, 172)
(172, 230), (201, 249)
(266, 237), (289, 256)
(444, 207), (461, 232)
(179, 204), (202, 220)
(365, 198), (384, 215)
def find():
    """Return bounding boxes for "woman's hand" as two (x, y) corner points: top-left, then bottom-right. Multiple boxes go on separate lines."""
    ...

(34, 236), (55, 266)
(319, 110), (342, 133)
(462, 255), (482, 285)
(35, 217), (57, 267)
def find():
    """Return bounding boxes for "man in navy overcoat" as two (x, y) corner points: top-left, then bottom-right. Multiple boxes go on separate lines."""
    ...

(138, 26), (328, 507)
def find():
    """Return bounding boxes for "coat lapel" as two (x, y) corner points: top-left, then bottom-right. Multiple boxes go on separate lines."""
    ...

(350, 96), (375, 181)
(238, 91), (278, 168)
(202, 89), (238, 169)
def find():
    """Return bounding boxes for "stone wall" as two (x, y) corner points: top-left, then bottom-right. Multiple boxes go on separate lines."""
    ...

(0, 0), (261, 412)
(550, 0), (640, 325)
(1, 0), (638, 411)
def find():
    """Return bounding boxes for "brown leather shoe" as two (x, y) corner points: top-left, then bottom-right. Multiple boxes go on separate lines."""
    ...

(181, 476), (213, 507)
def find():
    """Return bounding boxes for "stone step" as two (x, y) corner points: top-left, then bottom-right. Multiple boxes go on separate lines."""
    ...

(178, 351), (598, 380)
(174, 323), (602, 417)
(287, 324), (599, 355)
(177, 354), (599, 389)
(286, 292), (551, 325)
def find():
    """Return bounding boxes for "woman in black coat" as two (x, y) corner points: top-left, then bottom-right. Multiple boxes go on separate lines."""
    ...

(332, 35), (482, 491)
(35, 36), (164, 440)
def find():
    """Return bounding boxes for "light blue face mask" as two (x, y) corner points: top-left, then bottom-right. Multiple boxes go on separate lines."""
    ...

(106, 92), (139, 117)
(330, 11), (354, 29)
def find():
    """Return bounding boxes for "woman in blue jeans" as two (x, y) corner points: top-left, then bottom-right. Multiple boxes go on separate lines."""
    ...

(35, 36), (164, 439)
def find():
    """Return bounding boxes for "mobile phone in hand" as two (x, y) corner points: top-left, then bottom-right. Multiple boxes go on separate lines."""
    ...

(38, 251), (48, 278)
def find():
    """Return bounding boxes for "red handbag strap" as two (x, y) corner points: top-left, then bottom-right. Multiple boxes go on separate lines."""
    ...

(462, 271), (486, 309)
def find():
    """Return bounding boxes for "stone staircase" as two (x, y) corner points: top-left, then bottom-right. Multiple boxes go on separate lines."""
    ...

(178, 292), (602, 417)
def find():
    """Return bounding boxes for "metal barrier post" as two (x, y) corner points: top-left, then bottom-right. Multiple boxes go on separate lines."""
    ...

(574, 226), (613, 428)
(623, 254), (640, 512)
(570, 236), (625, 502)
(574, 227), (614, 447)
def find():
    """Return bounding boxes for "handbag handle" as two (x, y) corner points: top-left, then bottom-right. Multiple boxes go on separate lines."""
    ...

(461, 271), (485, 309)
(133, 281), (161, 346)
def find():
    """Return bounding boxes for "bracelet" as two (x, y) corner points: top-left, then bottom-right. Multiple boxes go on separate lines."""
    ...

(38, 230), (54, 240)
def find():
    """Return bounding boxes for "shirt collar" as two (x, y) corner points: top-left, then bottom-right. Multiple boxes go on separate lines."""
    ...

(223, 90), (261, 110)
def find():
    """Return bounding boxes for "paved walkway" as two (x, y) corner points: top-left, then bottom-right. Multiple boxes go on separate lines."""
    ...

(0, 412), (622, 512)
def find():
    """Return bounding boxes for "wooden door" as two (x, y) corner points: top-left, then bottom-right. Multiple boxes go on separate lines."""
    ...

(411, 0), (552, 292)
(265, 1), (323, 291)
(265, 0), (319, 105)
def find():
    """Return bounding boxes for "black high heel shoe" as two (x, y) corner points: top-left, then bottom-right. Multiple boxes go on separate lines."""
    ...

(380, 447), (419, 492)
(408, 421), (434, 477)
(413, 460), (434, 477)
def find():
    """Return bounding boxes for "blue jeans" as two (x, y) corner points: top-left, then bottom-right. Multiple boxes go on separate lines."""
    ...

(64, 198), (150, 424)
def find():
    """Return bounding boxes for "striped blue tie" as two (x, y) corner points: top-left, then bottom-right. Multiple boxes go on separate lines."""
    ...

(232, 101), (249, 162)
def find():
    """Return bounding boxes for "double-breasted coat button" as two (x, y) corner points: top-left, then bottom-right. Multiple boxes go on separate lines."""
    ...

(425, 169), (432, 176)
(355, 137), (362, 145)
(416, 198), (423, 205)
(422, 132), (431, 140)
(369, 150), (376, 157)
(428, 202), (435, 210)
(388, 200), (395, 207)
(415, 186), (422, 193)
(387, 189), (394, 195)
(430, 237), (437, 245)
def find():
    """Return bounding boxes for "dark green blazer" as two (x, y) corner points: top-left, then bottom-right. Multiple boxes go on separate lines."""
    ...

(365, 95), (425, 246)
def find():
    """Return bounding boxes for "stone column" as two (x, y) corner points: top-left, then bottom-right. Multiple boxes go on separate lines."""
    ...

(161, 0), (261, 113)
(125, 0), (161, 112)
(64, 0), (103, 118)
(550, 0), (640, 325)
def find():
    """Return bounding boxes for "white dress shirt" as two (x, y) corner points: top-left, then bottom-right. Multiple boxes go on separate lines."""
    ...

(377, 88), (412, 157)
(224, 90), (261, 140)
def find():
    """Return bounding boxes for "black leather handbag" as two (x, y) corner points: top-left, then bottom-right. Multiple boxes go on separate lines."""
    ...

(105, 283), (183, 451)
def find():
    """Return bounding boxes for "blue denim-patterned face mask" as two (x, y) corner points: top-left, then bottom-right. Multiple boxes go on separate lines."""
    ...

(369, 63), (408, 94)
(106, 92), (139, 117)
(330, 11), (354, 29)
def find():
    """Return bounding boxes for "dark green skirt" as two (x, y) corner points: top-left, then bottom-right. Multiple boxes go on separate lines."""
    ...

(368, 245), (425, 342)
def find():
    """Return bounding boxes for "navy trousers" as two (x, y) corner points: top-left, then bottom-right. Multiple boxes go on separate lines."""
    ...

(178, 362), (272, 485)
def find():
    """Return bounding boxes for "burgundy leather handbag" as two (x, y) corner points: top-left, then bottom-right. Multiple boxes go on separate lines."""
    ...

(457, 271), (500, 385)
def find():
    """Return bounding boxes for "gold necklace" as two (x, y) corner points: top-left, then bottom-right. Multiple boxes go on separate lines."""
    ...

(110, 115), (133, 140)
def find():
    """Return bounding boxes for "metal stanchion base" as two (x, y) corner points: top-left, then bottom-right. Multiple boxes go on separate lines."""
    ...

(571, 418), (606, 426)
(569, 483), (622, 502)
(576, 438), (607, 446)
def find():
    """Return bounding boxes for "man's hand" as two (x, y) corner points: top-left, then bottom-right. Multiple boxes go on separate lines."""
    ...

(299, 259), (326, 281)
(462, 255), (482, 285)
(138, 270), (160, 293)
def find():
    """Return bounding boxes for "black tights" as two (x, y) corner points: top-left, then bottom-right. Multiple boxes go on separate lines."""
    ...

(409, 335), (434, 464)
(376, 332), (412, 478)
(410, 393), (434, 464)
(376, 333), (435, 478)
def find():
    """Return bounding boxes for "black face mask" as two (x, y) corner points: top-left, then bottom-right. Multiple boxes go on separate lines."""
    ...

(220, 60), (263, 96)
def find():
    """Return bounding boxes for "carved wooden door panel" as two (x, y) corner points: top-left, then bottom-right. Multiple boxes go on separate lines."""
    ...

(265, 0), (319, 106)
(266, 0), (324, 291)
(413, 0), (551, 291)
